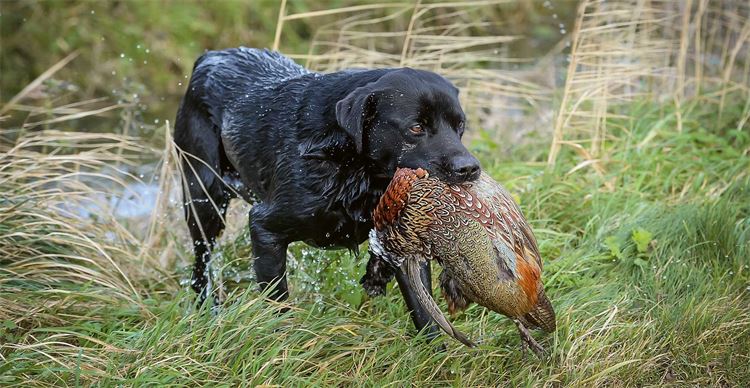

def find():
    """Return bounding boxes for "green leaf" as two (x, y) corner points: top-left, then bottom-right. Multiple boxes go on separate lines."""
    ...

(605, 236), (623, 259)
(632, 228), (654, 253)
(342, 289), (362, 308)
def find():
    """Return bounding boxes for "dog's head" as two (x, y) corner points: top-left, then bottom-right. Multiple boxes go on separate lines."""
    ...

(336, 68), (480, 185)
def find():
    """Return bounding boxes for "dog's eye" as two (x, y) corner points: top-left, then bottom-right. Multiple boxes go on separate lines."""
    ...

(409, 124), (424, 134)
(458, 121), (465, 131)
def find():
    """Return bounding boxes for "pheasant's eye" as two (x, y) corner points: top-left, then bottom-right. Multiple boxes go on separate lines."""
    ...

(409, 124), (424, 134)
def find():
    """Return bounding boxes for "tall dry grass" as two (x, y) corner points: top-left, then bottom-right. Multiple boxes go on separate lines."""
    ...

(547, 0), (750, 173)
(0, 55), (185, 324)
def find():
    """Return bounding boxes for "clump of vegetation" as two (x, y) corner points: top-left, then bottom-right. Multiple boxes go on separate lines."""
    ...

(2, 1), (749, 386)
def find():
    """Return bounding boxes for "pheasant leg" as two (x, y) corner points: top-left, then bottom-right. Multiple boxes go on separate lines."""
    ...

(513, 319), (545, 358)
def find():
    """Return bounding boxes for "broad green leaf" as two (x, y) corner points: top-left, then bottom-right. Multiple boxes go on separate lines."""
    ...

(632, 228), (654, 253)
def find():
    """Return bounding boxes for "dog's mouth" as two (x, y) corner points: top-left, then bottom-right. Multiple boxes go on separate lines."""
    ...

(371, 172), (393, 183)
(432, 165), (481, 186)
(444, 172), (480, 185)
(380, 163), (480, 185)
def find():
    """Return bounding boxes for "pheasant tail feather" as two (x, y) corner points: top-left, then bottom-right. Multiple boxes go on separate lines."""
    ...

(523, 289), (556, 333)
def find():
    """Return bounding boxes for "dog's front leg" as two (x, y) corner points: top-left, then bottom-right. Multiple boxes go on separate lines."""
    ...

(394, 260), (441, 341)
(249, 207), (289, 301)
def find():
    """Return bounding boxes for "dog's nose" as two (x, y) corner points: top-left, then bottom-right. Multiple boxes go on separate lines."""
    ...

(450, 155), (481, 182)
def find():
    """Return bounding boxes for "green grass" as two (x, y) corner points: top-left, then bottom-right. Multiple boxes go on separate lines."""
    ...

(2, 95), (748, 386)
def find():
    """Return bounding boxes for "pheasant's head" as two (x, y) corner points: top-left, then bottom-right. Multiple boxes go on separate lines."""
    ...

(373, 167), (429, 230)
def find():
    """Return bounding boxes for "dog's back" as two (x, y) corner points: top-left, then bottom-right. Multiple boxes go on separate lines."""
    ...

(186, 47), (309, 126)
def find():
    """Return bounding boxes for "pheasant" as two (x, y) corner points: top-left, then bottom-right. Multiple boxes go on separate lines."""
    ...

(365, 167), (555, 355)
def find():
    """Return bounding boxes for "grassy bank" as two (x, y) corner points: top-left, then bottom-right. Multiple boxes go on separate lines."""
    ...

(1, 94), (748, 386)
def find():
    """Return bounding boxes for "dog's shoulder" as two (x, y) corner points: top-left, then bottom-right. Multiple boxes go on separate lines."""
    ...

(195, 47), (308, 80)
(190, 48), (309, 105)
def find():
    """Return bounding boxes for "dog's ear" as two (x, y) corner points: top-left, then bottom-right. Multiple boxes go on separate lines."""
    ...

(336, 86), (378, 154)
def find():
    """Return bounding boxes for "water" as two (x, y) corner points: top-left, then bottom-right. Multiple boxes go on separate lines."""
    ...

(109, 182), (163, 218)
(61, 162), (179, 222)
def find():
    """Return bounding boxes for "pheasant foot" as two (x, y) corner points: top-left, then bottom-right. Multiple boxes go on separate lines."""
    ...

(514, 319), (545, 358)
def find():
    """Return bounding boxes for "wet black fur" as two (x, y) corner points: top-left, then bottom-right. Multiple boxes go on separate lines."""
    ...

(174, 47), (480, 337)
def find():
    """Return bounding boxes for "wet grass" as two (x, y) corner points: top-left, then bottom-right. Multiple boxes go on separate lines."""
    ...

(1, 95), (748, 386)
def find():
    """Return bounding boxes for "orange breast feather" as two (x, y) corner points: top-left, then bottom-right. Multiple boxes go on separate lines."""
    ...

(516, 247), (541, 306)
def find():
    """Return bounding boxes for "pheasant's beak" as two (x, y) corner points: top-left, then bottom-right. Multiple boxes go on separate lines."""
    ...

(403, 259), (476, 347)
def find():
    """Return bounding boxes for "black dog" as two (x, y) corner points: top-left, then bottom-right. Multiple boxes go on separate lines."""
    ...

(174, 47), (480, 337)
